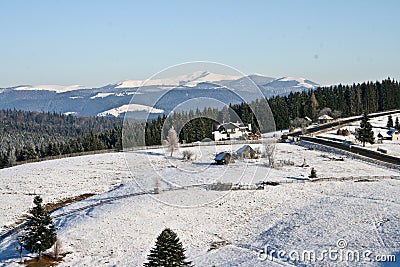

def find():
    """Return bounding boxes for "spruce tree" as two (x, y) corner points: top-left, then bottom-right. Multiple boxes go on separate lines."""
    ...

(355, 112), (375, 147)
(144, 228), (191, 267)
(23, 195), (57, 260)
(309, 167), (317, 178)
(387, 115), (394, 128)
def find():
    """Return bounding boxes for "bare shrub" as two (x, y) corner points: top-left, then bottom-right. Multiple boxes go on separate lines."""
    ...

(182, 150), (195, 161)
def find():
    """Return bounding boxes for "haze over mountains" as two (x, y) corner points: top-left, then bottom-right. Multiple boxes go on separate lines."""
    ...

(0, 71), (319, 118)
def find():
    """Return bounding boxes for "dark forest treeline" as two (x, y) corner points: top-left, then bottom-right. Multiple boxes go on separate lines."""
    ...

(0, 110), (122, 168)
(142, 99), (274, 146)
(268, 78), (400, 129)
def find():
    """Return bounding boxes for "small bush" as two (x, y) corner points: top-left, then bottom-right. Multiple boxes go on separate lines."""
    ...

(182, 150), (195, 161)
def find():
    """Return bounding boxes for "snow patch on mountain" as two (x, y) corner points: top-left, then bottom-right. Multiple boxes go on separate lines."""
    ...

(115, 71), (242, 88)
(185, 71), (242, 87)
(63, 112), (78, 116)
(97, 104), (164, 117)
(90, 93), (115, 99)
(13, 84), (88, 93)
(266, 77), (319, 89)
(115, 92), (143, 97)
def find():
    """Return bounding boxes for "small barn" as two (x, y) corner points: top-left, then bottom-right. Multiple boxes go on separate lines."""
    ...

(317, 114), (334, 124)
(236, 145), (257, 159)
(214, 152), (233, 165)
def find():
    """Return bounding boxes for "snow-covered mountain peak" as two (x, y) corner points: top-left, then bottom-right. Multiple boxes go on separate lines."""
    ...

(115, 71), (243, 88)
(266, 77), (319, 89)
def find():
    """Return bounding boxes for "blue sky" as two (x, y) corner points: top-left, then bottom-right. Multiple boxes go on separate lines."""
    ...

(1, 0), (399, 87)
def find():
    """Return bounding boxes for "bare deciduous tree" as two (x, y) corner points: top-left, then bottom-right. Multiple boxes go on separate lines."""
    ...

(165, 126), (179, 157)
(53, 238), (62, 259)
(154, 177), (160, 194)
(263, 143), (275, 167)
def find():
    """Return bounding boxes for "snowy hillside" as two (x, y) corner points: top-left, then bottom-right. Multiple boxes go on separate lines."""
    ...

(115, 71), (242, 88)
(0, 72), (320, 117)
(0, 141), (398, 266)
(264, 77), (319, 89)
(0, 153), (129, 232)
(97, 104), (164, 117)
(12, 84), (89, 93)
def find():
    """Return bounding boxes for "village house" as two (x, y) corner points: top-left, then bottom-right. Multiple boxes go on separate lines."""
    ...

(212, 122), (252, 141)
(377, 128), (400, 141)
(392, 131), (400, 141)
(317, 114), (334, 124)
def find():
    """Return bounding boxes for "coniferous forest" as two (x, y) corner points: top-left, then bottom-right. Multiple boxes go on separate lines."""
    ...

(1, 78), (399, 169)
(0, 110), (122, 168)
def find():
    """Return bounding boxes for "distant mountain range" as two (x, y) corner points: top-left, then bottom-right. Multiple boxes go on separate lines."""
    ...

(0, 71), (319, 118)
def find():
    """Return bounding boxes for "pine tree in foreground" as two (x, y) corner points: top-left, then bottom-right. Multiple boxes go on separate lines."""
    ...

(144, 228), (192, 267)
(23, 195), (57, 260)
(355, 112), (375, 147)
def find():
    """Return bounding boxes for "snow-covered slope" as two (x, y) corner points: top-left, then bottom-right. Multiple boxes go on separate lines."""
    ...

(13, 84), (88, 93)
(0, 73), (320, 117)
(0, 141), (399, 266)
(89, 92), (114, 99)
(5, 74), (318, 94)
(115, 71), (242, 88)
(97, 104), (164, 117)
(264, 77), (319, 89)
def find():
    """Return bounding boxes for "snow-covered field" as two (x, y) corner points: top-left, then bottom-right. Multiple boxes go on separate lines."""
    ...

(0, 153), (129, 232)
(0, 142), (399, 266)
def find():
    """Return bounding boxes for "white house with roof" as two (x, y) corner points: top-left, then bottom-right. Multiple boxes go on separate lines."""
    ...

(212, 122), (252, 141)
(317, 114), (334, 124)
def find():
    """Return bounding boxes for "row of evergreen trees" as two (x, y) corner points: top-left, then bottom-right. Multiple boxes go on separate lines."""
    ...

(0, 109), (122, 168)
(268, 78), (400, 129)
(142, 98), (274, 147)
(0, 128), (122, 168)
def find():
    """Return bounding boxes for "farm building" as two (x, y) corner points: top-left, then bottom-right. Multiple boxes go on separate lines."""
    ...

(379, 128), (400, 141)
(214, 152), (234, 165)
(236, 145), (257, 159)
